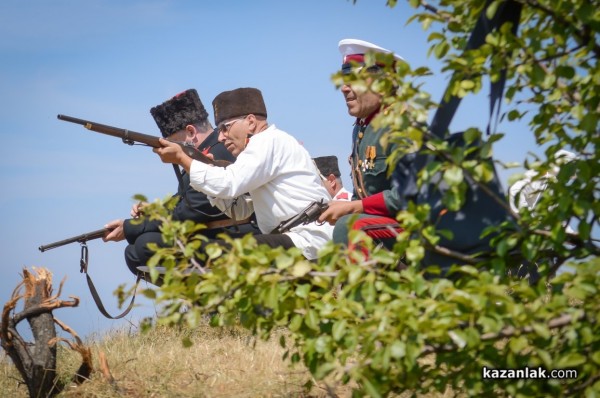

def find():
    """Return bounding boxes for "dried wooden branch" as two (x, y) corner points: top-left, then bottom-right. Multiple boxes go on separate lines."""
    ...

(0, 267), (93, 397)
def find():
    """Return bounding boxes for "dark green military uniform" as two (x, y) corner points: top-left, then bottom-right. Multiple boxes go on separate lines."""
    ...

(333, 116), (403, 248)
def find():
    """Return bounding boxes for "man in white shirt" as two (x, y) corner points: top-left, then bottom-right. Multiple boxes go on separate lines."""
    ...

(153, 87), (333, 261)
(313, 155), (351, 201)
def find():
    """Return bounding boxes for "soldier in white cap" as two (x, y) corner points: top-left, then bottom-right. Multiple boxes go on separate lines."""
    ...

(319, 39), (405, 251)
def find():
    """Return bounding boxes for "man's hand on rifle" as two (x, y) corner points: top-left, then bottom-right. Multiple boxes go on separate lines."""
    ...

(103, 219), (125, 242)
(318, 200), (364, 225)
(153, 138), (193, 172)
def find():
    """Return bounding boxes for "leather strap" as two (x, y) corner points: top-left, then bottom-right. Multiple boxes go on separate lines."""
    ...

(205, 217), (252, 230)
(80, 243), (140, 319)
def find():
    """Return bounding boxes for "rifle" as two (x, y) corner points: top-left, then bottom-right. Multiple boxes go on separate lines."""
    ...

(39, 228), (110, 252)
(271, 199), (329, 234)
(38, 226), (140, 320)
(57, 114), (230, 167)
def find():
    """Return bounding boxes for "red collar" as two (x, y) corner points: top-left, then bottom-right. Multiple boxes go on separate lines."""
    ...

(335, 191), (349, 200)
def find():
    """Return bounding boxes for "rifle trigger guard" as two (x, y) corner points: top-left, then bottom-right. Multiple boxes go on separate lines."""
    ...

(80, 243), (89, 274)
(122, 129), (134, 146)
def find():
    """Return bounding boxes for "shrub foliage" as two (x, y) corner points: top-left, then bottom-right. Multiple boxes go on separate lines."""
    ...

(118, 1), (600, 396)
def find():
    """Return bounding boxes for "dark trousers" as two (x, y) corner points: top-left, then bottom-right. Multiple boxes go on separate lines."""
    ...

(200, 233), (296, 256)
(124, 223), (262, 277)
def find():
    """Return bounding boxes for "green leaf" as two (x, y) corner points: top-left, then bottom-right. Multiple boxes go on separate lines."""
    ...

(295, 284), (311, 299)
(348, 267), (364, 284)
(460, 79), (475, 90)
(443, 166), (464, 186)
(305, 309), (320, 331)
(314, 362), (336, 379)
(531, 323), (551, 340)
(433, 41), (449, 59)
(448, 330), (467, 349)
(289, 314), (303, 332)
(557, 353), (587, 368)
(509, 336), (528, 354)
(291, 261), (312, 277)
(275, 253), (295, 269)
(486, 0), (500, 19)
(390, 340), (406, 358)
(332, 319), (347, 341)
(406, 241), (424, 262)
(142, 289), (156, 299)
(361, 376), (383, 398)
(266, 284), (279, 309)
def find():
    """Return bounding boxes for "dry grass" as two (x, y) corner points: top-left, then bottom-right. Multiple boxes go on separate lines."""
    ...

(1, 319), (356, 398)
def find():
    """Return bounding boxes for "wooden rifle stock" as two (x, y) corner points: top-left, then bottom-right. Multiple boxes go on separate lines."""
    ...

(57, 114), (230, 167)
(39, 228), (110, 252)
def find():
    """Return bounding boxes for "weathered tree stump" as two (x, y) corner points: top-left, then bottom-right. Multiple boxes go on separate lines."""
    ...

(0, 267), (93, 397)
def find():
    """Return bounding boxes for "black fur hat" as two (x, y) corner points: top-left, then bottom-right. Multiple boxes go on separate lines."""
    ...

(150, 89), (209, 137)
(314, 156), (341, 177)
(212, 87), (267, 126)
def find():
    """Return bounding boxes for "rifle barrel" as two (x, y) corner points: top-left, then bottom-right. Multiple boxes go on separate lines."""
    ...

(39, 228), (108, 252)
(57, 114), (229, 167)
(57, 114), (160, 147)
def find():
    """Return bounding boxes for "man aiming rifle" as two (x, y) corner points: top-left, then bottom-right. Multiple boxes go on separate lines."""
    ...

(99, 89), (259, 277)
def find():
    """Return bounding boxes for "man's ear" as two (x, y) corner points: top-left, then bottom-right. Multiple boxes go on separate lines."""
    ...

(185, 124), (197, 138)
(327, 174), (337, 185)
(246, 114), (257, 132)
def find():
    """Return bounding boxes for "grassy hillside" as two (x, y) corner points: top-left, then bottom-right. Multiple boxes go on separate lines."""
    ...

(1, 320), (355, 397)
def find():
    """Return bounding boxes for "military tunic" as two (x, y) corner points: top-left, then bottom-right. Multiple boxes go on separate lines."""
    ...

(333, 113), (403, 248)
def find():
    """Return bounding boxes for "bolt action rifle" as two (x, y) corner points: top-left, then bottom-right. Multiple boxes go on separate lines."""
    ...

(57, 114), (230, 167)
(39, 227), (139, 320)
(271, 199), (329, 234)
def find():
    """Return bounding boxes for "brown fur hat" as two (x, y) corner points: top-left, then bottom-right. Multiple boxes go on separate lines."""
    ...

(150, 89), (209, 137)
(212, 87), (267, 126)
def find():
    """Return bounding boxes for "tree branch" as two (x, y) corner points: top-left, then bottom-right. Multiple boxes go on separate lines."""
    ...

(518, 0), (600, 58)
(419, 312), (583, 356)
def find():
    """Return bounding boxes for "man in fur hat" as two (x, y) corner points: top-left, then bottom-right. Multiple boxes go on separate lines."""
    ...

(102, 89), (255, 276)
(313, 155), (351, 201)
(153, 87), (333, 261)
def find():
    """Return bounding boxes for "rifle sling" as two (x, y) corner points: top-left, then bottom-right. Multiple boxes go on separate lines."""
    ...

(80, 243), (141, 320)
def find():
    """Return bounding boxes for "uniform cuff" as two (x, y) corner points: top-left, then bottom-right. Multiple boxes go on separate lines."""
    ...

(361, 192), (390, 216)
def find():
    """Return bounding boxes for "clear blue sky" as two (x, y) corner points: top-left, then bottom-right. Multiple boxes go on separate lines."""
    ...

(0, 0), (536, 339)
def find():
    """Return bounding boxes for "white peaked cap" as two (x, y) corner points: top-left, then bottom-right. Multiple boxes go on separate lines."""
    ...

(338, 38), (404, 62)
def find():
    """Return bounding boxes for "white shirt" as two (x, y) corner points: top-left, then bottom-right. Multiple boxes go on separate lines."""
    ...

(189, 124), (333, 259)
(508, 169), (576, 234)
(508, 170), (547, 213)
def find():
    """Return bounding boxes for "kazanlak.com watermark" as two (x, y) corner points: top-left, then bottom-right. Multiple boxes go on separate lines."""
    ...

(482, 366), (578, 380)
